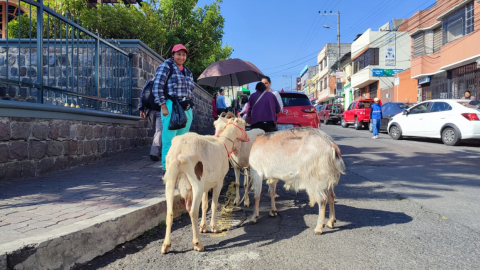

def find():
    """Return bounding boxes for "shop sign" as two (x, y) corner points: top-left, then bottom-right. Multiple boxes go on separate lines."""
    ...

(418, 76), (431, 84)
(372, 69), (403, 77)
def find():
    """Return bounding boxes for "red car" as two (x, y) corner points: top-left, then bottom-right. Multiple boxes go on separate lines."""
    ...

(277, 91), (320, 130)
(316, 103), (344, 125)
(341, 98), (381, 130)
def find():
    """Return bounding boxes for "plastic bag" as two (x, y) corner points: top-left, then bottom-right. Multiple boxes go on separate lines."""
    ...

(168, 99), (187, 130)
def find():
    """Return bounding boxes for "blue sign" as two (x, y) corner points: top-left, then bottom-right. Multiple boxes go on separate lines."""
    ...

(308, 93), (314, 99)
(418, 76), (431, 84)
(392, 69), (403, 75)
(372, 69), (384, 76)
(372, 68), (403, 77)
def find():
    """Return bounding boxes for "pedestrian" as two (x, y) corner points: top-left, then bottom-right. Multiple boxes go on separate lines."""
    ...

(261, 76), (284, 110)
(212, 92), (219, 120)
(247, 82), (281, 132)
(370, 97), (382, 139)
(239, 96), (250, 121)
(216, 89), (227, 115)
(138, 85), (162, 162)
(462, 90), (475, 100)
(152, 44), (195, 176)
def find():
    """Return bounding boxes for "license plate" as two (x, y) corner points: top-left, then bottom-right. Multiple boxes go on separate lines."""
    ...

(277, 124), (294, 131)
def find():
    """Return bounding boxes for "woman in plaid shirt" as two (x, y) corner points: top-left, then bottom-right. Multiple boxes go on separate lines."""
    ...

(152, 44), (195, 173)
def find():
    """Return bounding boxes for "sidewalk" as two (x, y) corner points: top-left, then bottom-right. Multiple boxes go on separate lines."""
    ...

(0, 125), (217, 270)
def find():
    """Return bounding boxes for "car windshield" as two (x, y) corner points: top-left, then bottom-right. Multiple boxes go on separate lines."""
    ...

(458, 100), (480, 110)
(358, 101), (373, 109)
(280, 93), (312, 107)
(392, 103), (412, 114)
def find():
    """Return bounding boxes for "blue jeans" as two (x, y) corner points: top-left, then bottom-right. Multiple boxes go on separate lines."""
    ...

(372, 118), (381, 136)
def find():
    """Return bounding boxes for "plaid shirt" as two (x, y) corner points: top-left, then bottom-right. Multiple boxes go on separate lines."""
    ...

(152, 58), (195, 106)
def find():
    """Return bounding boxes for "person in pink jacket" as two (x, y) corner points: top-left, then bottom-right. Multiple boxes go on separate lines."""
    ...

(212, 92), (219, 119)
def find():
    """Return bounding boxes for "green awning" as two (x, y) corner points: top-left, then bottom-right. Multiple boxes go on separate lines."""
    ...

(241, 87), (250, 94)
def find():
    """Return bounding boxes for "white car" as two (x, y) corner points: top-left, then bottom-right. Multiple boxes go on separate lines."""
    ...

(387, 99), (480, 146)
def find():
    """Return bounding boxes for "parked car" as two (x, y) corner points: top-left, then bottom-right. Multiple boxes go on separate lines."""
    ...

(316, 103), (344, 125)
(277, 91), (320, 130)
(341, 98), (379, 130)
(387, 99), (480, 146)
(369, 102), (414, 132)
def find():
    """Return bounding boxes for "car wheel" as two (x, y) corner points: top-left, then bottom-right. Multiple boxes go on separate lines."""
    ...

(368, 122), (373, 133)
(341, 118), (349, 128)
(389, 125), (403, 140)
(324, 118), (329, 125)
(354, 117), (362, 130)
(442, 127), (461, 146)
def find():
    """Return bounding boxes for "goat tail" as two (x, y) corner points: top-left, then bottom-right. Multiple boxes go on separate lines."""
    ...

(332, 144), (346, 175)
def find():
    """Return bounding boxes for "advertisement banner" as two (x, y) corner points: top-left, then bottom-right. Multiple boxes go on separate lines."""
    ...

(385, 32), (396, 66)
(372, 69), (403, 77)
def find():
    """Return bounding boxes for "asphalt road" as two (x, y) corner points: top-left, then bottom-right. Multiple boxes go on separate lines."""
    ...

(77, 124), (480, 270)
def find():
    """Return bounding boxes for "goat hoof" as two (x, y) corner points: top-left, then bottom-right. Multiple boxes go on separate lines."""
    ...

(268, 210), (278, 217)
(314, 229), (323, 235)
(327, 220), (336, 229)
(244, 203), (250, 208)
(193, 244), (205, 252)
(161, 243), (171, 254)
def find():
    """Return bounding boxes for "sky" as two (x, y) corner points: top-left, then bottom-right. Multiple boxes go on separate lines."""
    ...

(196, 0), (437, 91)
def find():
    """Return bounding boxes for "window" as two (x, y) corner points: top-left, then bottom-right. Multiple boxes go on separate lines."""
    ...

(320, 61), (323, 71)
(324, 77), (327, 89)
(353, 48), (380, 73)
(280, 93), (312, 107)
(431, 102), (452, 112)
(320, 81), (323, 91)
(412, 33), (425, 58)
(433, 27), (442, 54)
(347, 102), (354, 110)
(443, 2), (475, 45)
(409, 102), (430, 114)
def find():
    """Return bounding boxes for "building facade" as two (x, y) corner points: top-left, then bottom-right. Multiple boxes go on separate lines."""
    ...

(402, 0), (480, 101)
(350, 20), (412, 101)
(316, 43), (352, 105)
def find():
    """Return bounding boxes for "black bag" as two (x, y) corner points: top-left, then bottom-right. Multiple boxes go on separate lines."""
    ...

(140, 62), (174, 112)
(168, 98), (188, 130)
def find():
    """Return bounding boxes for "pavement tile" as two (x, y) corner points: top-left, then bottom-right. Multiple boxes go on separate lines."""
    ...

(0, 146), (167, 245)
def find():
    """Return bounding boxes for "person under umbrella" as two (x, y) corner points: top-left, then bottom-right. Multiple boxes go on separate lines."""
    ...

(247, 82), (281, 132)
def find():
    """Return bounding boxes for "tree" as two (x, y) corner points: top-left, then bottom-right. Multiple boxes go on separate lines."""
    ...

(58, 0), (233, 92)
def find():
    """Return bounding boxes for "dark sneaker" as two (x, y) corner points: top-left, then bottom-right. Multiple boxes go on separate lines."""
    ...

(150, 155), (160, 162)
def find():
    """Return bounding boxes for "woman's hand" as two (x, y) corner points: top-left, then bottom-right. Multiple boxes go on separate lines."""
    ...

(140, 112), (146, 120)
(161, 105), (169, 117)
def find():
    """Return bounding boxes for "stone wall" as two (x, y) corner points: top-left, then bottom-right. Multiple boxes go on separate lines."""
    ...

(0, 112), (152, 182)
(0, 39), (214, 133)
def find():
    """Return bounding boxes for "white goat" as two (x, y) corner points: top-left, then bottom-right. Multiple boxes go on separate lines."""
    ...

(161, 118), (249, 254)
(248, 127), (346, 234)
(214, 112), (265, 207)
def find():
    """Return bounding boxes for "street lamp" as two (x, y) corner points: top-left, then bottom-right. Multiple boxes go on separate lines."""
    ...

(319, 10), (341, 101)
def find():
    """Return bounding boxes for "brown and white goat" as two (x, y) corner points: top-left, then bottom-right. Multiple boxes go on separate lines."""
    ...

(248, 127), (346, 234)
(161, 118), (248, 254)
(214, 112), (265, 207)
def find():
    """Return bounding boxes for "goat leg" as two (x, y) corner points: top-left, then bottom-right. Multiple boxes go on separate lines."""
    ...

(189, 191), (204, 252)
(200, 192), (209, 233)
(244, 168), (250, 208)
(268, 179), (278, 217)
(315, 200), (327, 235)
(326, 187), (337, 229)
(209, 183), (223, 233)
(233, 167), (241, 206)
(161, 180), (175, 254)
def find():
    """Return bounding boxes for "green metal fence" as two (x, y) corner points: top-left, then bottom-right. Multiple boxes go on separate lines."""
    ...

(0, 0), (133, 114)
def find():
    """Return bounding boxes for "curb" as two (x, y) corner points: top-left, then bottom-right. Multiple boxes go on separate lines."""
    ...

(0, 192), (183, 270)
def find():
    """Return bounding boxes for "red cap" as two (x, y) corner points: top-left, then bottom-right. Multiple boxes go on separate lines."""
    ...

(172, 44), (189, 54)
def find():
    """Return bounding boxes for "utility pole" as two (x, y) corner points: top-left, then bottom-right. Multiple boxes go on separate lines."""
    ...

(320, 11), (341, 101)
